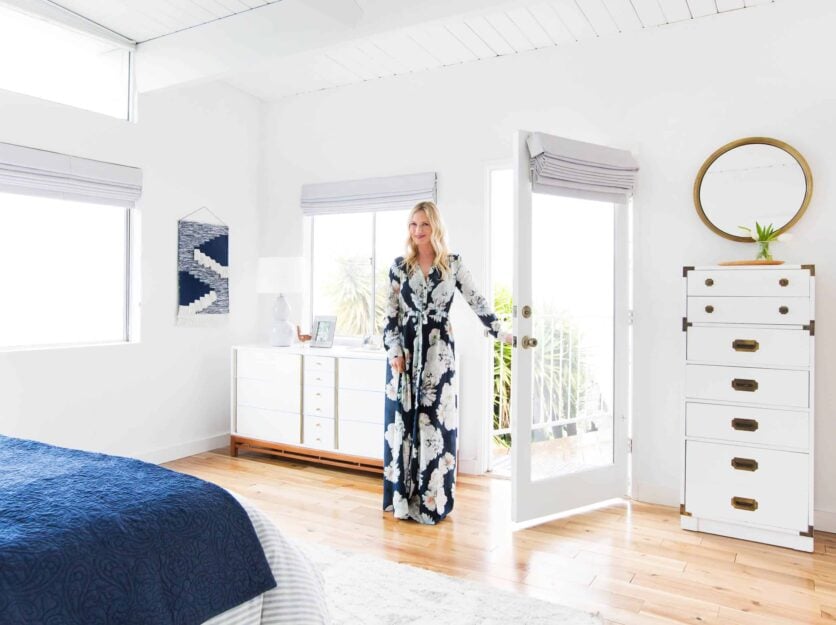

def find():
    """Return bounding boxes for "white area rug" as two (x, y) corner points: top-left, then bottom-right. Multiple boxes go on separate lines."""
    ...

(300, 542), (602, 625)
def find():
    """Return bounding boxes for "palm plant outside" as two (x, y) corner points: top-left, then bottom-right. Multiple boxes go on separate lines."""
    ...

(492, 285), (596, 449)
(326, 257), (388, 337)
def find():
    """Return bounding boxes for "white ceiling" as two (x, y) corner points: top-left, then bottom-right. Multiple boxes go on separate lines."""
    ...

(41, 0), (777, 99)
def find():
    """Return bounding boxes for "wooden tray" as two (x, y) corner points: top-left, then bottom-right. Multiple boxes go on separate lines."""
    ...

(718, 259), (785, 266)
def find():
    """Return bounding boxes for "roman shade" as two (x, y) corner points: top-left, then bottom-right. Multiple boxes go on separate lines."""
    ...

(527, 132), (638, 203)
(301, 172), (437, 215)
(0, 142), (142, 208)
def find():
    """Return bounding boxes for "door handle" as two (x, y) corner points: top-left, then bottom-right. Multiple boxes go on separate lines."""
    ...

(521, 336), (538, 349)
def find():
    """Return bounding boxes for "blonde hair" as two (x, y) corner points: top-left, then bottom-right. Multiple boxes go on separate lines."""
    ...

(404, 201), (451, 279)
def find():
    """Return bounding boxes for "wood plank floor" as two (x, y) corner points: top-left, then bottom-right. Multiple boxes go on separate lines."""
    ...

(165, 450), (836, 625)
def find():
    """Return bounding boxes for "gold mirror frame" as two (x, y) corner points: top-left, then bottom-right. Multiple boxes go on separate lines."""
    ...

(693, 137), (813, 242)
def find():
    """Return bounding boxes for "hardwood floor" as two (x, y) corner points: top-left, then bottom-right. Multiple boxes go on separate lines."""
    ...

(165, 450), (836, 625)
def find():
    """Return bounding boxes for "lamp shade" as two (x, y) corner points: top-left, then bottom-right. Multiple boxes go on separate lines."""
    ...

(257, 256), (303, 294)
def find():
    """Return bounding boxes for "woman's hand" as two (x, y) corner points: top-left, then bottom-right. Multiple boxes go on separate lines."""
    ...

(502, 334), (513, 346)
(391, 356), (405, 374)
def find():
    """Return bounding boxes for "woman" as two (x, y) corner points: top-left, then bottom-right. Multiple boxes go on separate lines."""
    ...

(382, 201), (511, 525)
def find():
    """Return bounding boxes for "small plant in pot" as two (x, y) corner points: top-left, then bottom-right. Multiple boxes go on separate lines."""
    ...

(738, 222), (790, 261)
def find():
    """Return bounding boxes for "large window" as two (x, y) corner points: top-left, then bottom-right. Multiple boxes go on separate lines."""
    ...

(0, 193), (132, 349)
(0, 4), (133, 120)
(309, 210), (409, 339)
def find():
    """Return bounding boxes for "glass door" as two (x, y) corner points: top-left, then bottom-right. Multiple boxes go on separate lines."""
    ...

(511, 131), (630, 524)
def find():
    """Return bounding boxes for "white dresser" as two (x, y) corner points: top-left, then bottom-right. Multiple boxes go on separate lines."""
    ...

(230, 345), (387, 473)
(681, 264), (815, 551)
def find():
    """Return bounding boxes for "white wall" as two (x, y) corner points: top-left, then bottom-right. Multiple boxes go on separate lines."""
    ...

(0, 81), (263, 462)
(263, 0), (836, 525)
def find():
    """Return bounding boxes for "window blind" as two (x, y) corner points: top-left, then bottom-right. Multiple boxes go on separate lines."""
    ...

(527, 132), (638, 203)
(0, 142), (142, 208)
(301, 172), (437, 215)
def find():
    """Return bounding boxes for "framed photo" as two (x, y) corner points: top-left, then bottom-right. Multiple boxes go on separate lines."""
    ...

(310, 315), (337, 348)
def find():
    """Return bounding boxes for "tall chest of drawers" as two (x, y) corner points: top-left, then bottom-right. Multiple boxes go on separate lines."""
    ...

(681, 265), (815, 552)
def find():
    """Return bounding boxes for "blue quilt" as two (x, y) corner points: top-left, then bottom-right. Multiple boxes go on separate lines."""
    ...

(0, 435), (276, 625)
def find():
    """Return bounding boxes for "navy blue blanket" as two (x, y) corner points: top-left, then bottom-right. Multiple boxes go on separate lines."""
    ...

(0, 435), (276, 625)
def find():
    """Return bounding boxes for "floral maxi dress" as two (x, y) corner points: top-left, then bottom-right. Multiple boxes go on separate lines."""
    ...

(382, 254), (507, 524)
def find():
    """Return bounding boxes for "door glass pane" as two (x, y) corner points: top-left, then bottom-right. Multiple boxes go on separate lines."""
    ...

(312, 213), (373, 337)
(530, 193), (614, 481)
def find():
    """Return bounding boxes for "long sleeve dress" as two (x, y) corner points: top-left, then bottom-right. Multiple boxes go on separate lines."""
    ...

(382, 253), (508, 525)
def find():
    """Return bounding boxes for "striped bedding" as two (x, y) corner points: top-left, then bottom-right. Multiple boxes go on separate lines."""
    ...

(206, 495), (330, 625)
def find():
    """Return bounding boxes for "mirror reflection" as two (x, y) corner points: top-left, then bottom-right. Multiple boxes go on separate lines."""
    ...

(694, 138), (812, 242)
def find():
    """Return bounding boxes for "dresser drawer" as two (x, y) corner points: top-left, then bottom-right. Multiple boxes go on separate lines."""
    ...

(685, 440), (809, 531)
(237, 378), (300, 413)
(686, 402), (809, 450)
(304, 415), (335, 449)
(686, 326), (810, 368)
(236, 406), (300, 445)
(338, 388), (385, 425)
(685, 365), (808, 408)
(303, 384), (335, 419)
(339, 420), (383, 459)
(687, 297), (811, 325)
(237, 349), (300, 381)
(304, 355), (335, 375)
(304, 367), (335, 389)
(687, 269), (811, 297)
(339, 357), (386, 392)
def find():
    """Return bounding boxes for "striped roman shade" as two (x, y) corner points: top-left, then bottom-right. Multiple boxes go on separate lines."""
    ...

(0, 142), (142, 208)
(527, 132), (638, 203)
(301, 172), (436, 215)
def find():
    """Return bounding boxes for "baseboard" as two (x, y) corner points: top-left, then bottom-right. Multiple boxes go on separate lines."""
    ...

(813, 509), (836, 534)
(632, 480), (679, 507)
(458, 457), (480, 475)
(135, 433), (229, 465)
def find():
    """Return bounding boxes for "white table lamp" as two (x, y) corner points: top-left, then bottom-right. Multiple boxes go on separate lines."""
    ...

(257, 257), (303, 346)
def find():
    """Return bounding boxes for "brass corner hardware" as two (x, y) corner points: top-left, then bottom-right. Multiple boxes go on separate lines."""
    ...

(679, 504), (692, 517)
(683, 266), (695, 277)
(804, 321), (816, 336)
(802, 264), (816, 276)
(682, 318), (692, 332)
(800, 526), (814, 537)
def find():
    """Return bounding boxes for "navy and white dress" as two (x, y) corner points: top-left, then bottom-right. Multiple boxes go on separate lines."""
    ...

(382, 254), (507, 524)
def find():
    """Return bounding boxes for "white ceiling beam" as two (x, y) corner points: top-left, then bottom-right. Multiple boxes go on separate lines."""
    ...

(0, 0), (136, 48)
(135, 0), (569, 93)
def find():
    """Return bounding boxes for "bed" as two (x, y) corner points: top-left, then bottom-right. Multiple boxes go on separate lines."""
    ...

(0, 435), (329, 625)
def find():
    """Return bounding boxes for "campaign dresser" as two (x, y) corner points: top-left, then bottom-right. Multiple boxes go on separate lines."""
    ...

(681, 264), (815, 552)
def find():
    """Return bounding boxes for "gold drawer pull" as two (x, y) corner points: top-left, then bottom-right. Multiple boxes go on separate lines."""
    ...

(705, 278), (714, 286)
(731, 497), (758, 512)
(732, 339), (759, 352)
(779, 306), (789, 315)
(779, 278), (789, 287)
(731, 457), (759, 472)
(315, 392), (321, 397)
(315, 422), (321, 428)
(731, 418), (759, 432)
(731, 378), (758, 392)
(705, 305), (715, 314)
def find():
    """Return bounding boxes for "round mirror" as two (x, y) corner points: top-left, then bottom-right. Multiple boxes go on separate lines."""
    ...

(694, 137), (813, 242)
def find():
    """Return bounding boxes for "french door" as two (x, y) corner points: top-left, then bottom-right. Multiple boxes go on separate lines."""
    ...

(511, 130), (630, 524)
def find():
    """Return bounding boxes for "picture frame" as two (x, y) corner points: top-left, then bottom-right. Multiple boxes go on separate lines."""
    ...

(310, 315), (337, 348)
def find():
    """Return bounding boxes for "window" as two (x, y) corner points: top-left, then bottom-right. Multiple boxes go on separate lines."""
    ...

(0, 4), (133, 120)
(309, 210), (409, 339)
(0, 193), (132, 349)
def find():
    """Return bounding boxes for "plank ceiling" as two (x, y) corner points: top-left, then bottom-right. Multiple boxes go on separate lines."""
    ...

(49, 0), (776, 99)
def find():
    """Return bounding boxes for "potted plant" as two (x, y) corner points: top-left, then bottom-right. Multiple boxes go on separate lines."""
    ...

(738, 222), (789, 261)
